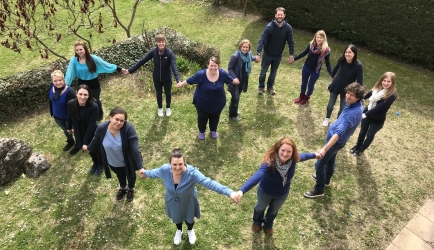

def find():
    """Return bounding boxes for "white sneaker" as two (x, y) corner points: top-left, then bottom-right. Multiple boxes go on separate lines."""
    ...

(322, 118), (330, 127)
(187, 229), (196, 244)
(173, 230), (182, 245)
(157, 108), (163, 117)
(166, 108), (172, 116)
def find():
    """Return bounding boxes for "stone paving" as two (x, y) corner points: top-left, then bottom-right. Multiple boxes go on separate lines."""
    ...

(386, 200), (434, 250)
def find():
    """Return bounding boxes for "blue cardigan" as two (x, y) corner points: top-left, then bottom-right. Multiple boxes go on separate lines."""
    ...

(257, 19), (294, 57)
(328, 59), (363, 95)
(328, 101), (363, 145)
(145, 164), (233, 224)
(239, 153), (316, 196)
(48, 84), (76, 120)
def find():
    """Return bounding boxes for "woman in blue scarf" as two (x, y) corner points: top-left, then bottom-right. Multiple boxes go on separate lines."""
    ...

(227, 39), (259, 121)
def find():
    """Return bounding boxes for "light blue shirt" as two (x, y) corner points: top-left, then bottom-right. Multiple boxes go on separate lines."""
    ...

(102, 130), (124, 167)
(64, 54), (118, 86)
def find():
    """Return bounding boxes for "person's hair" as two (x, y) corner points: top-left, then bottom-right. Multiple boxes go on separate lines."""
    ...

(169, 148), (185, 164)
(74, 40), (97, 73)
(310, 30), (329, 52)
(262, 137), (301, 172)
(208, 56), (220, 66)
(69, 84), (94, 119)
(339, 44), (358, 66)
(155, 34), (166, 43)
(51, 70), (65, 81)
(345, 82), (364, 100)
(372, 72), (397, 100)
(275, 7), (285, 14)
(238, 39), (251, 50)
(109, 107), (128, 121)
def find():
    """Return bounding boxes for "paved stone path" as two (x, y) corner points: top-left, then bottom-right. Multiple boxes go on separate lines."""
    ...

(386, 200), (434, 250)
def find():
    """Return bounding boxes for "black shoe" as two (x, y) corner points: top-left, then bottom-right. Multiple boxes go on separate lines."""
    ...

(94, 166), (103, 175)
(230, 116), (241, 122)
(311, 174), (330, 186)
(304, 188), (324, 198)
(353, 148), (364, 156)
(350, 145), (359, 154)
(116, 188), (127, 201)
(126, 189), (134, 202)
(63, 140), (74, 151)
(89, 164), (97, 174)
(70, 147), (80, 155)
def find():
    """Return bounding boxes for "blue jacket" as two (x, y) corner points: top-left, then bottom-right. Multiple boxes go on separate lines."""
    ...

(257, 19), (294, 57)
(239, 153), (316, 196)
(294, 43), (333, 75)
(88, 121), (144, 179)
(128, 47), (181, 83)
(328, 101), (363, 145)
(363, 91), (397, 124)
(49, 84), (76, 120)
(227, 51), (257, 93)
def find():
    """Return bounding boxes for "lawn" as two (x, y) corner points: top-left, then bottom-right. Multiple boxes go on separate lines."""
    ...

(0, 0), (433, 249)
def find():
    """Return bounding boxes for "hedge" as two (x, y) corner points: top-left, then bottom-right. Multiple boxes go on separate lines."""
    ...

(0, 27), (220, 123)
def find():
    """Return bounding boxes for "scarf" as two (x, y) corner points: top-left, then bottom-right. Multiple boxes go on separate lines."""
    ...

(238, 50), (252, 76)
(275, 155), (292, 187)
(53, 85), (66, 101)
(310, 42), (330, 73)
(368, 89), (386, 110)
(158, 47), (165, 56)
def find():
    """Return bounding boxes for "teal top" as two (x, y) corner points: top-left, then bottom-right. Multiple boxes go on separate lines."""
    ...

(64, 54), (118, 86)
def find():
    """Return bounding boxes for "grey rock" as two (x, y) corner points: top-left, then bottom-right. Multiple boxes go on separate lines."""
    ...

(0, 138), (32, 186)
(24, 152), (51, 178)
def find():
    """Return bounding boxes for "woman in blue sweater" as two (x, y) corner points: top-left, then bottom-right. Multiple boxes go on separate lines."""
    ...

(235, 137), (319, 236)
(124, 34), (181, 117)
(350, 72), (397, 156)
(143, 148), (238, 245)
(177, 57), (239, 140)
(293, 30), (332, 105)
(323, 44), (363, 126)
(65, 40), (124, 121)
(227, 39), (259, 121)
(48, 70), (76, 151)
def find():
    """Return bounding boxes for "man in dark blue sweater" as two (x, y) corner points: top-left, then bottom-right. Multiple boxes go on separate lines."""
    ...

(304, 82), (364, 198)
(256, 7), (295, 95)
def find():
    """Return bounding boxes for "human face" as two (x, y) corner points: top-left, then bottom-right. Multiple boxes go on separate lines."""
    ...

(75, 45), (85, 58)
(76, 88), (89, 106)
(275, 10), (285, 24)
(344, 47), (355, 63)
(52, 75), (65, 88)
(170, 157), (186, 175)
(109, 114), (125, 131)
(278, 143), (293, 163)
(315, 35), (324, 46)
(207, 60), (219, 74)
(345, 91), (359, 105)
(156, 40), (166, 50)
(382, 76), (392, 89)
(240, 43), (250, 54)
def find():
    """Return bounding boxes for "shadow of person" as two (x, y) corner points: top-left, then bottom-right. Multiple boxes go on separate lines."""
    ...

(251, 231), (264, 249)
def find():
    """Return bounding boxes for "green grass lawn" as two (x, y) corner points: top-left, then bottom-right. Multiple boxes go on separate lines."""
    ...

(1, 0), (434, 249)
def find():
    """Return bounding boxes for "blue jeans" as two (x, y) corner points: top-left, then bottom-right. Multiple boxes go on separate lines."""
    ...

(356, 118), (384, 150)
(253, 186), (289, 229)
(326, 92), (346, 118)
(301, 65), (321, 96)
(258, 52), (283, 89)
(54, 118), (74, 141)
(314, 141), (346, 191)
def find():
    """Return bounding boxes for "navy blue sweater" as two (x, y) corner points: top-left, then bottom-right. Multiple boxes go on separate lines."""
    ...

(294, 43), (332, 75)
(328, 59), (363, 95)
(128, 47), (181, 83)
(257, 19), (294, 57)
(363, 91), (397, 124)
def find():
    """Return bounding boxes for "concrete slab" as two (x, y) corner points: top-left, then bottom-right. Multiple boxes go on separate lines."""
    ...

(406, 213), (434, 243)
(385, 243), (400, 250)
(420, 200), (434, 223)
(391, 227), (432, 250)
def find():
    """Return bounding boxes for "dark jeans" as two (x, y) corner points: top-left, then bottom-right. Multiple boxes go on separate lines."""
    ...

(301, 64), (321, 96)
(154, 80), (172, 109)
(258, 52), (283, 89)
(326, 92), (346, 118)
(356, 118), (384, 150)
(196, 107), (222, 133)
(229, 85), (242, 118)
(110, 165), (136, 189)
(54, 118), (74, 141)
(78, 78), (103, 117)
(314, 141), (346, 191)
(89, 151), (103, 167)
(253, 186), (289, 229)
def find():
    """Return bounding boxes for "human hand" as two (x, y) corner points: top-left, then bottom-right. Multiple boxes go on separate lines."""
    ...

(315, 152), (322, 159)
(318, 147), (327, 158)
(288, 56), (294, 64)
(122, 69), (129, 75)
(82, 145), (89, 153)
(67, 129), (73, 134)
(176, 82), (184, 88)
(255, 56), (261, 63)
(138, 169), (146, 178)
(230, 191), (243, 204)
(362, 113), (367, 119)
(233, 78), (240, 85)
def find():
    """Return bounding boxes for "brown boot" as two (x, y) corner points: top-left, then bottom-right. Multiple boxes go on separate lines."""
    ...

(294, 93), (305, 104)
(299, 95), (310, 105)
(265, 228), (273, 236)
(252, 223), (261, 233)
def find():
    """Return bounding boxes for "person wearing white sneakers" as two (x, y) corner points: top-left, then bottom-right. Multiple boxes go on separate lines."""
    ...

(142, 148), (240, 245)
(123, 34), (181, 117)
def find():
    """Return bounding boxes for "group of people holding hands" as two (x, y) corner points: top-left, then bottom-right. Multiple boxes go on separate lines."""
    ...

(47, 6), (398, 245)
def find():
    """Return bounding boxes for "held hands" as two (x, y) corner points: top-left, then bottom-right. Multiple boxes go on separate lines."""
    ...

(138, 169), (146, 178)
(122, 69), (129, 75)
(288, 55), (294, 64)
(255, 56), (261, 63)
(82, 145), (89, 153)
(230, 190), (243, 204)
(233, 78), (240, 85)
(315, 152), (322, 159)
(176, 81), (184, 88)
(67, 129), (74, 134)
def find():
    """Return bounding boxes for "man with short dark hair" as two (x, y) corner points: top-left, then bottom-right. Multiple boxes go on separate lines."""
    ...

(256, 7), (295, 95)
(304, 82), (364, 198)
